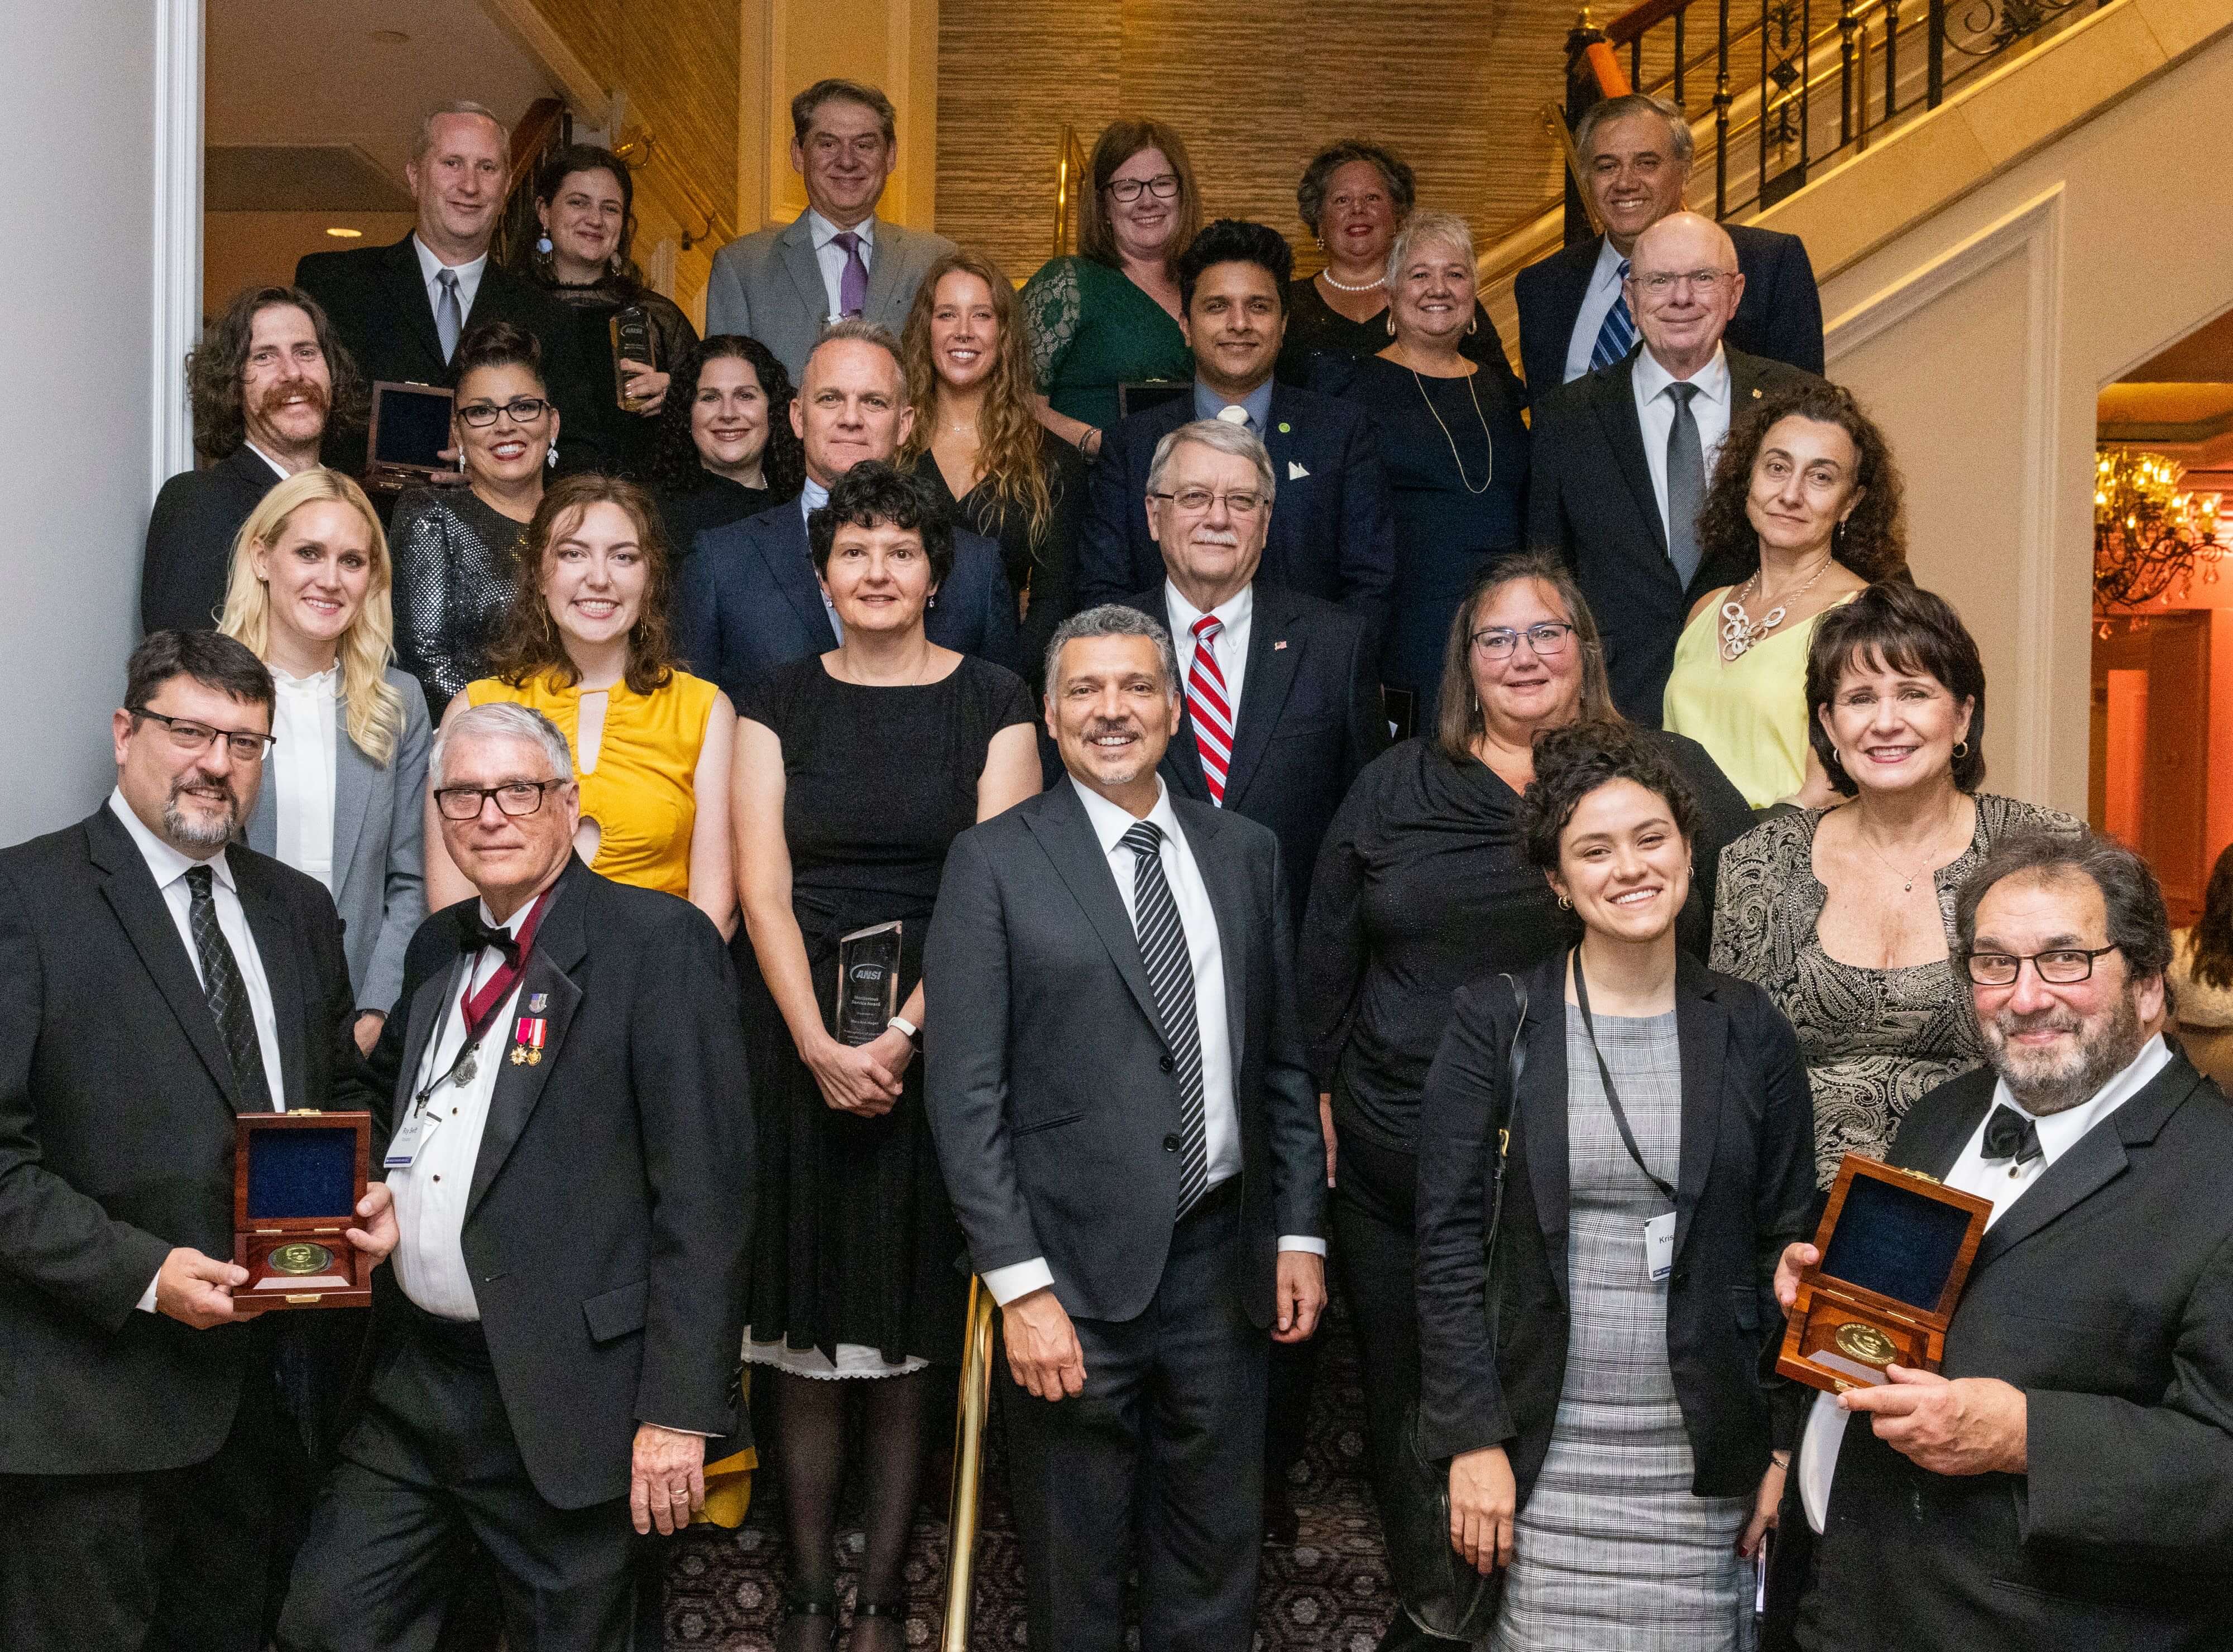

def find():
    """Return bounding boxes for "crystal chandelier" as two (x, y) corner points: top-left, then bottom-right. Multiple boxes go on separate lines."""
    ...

(2094, 448), (2224, 615)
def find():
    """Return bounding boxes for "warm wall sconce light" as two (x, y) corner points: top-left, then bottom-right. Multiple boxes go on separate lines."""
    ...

(324, 227), (365, 238)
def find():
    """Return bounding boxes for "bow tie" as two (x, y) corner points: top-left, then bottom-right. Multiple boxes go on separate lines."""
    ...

(457, 912), (523, 968)
(1981, 1103), (2044, 1169)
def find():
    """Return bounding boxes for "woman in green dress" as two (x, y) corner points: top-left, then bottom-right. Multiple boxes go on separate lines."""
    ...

(1021, 118), (1201, 458)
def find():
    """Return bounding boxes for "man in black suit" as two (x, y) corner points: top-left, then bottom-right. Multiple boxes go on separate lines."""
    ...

(1515, 93), (1823, 394)
(925, 606), (1327, 1651)
(0, 630), (387, 1651)
(1528, 211), (1819, 723)
(277, 702), (751, 1652)
(294, 100), (600, 478)
(1771, 832), (2233, 1652)
(1077, 220), (1395, 639)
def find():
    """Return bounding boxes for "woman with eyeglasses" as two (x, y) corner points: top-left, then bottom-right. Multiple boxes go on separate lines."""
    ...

(390, 321), (560, 717)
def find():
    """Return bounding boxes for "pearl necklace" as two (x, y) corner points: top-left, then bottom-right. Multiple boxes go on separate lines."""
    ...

(1719, 554), (1833, 661)
(1319, 269), (1385, 293)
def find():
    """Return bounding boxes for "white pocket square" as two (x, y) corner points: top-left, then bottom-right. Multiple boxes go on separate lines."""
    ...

(1288, 461), (1310, 480)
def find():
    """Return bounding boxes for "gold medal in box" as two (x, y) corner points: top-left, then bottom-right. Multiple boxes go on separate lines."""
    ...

(232, 1112), (374, 1310)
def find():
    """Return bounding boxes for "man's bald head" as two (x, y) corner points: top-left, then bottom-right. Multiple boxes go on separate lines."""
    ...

(1626, 211), (1745, 378)
(1630, 211), (1737, 280)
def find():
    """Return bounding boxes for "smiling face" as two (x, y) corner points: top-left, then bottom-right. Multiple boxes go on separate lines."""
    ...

(454, 362), (556, 487)
(926, 269), (1000, 394)
(1747, 414), (1862, 559)
(1584, 111), (1689, 252)
(820, 517), (935, 637)
(539, 500), (646, 651)
(1387, 236), (1477, 350)
(1106, 146), (1181, 265)
(1547, 777), (1691, 947)
(252, 498), (372, 655)
(1319, 158), (1400, 270)
(112, 672), (270, 854)
(1628, 212), (1743, 370)
(1146, 438), (1268, 611)
(1183, 260), (1285, 398)
(437, 732), (580, 906)
(1820, 648), (1972, 798)
(792, 97), (894, 228)
(1048, 632), (1180, 803)
(407, 112), (507, 258)
(1469, 577), (1587, 741)
(240, 302), (332, 459)
(792, 338), (912, 486)
(691, 356), (769, 477)
(538, 166), (625, 275)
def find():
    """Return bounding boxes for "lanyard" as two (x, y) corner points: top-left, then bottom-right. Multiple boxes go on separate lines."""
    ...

(411, 887), (554, 1110)
(1569, 948), (1677, 1206)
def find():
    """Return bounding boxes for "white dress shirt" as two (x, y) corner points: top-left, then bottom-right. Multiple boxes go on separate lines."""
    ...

(1632, 343), (1733, 546)
(271, 665), (339, 892)
(798, 474), (843, 639)
(1166, 579), (1254, 729)
(1563, 238), (1633, 383)
(241, 441), (290, 481)
(412, 235), (487, 325)
(981, 778), (1325, 1307)
(806, 210), (875, 324)
(1798, 1034), (2174, 1533)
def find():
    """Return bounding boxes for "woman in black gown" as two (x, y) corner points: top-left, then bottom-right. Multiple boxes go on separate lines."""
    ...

(731, 462), (1041, 1652)
(651, 334), (807, 555)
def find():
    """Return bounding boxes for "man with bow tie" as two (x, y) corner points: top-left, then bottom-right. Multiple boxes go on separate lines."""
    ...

(1766, 830), (2233, 1652)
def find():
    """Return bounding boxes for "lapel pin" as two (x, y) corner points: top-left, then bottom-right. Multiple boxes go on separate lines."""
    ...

(1751, 387), (1763, 398)
(1277, 421), (1292, 434)
(1273, 640), (1288, 650)
(528, 992), (548, 1014)
(510, 1014), (547, 1067)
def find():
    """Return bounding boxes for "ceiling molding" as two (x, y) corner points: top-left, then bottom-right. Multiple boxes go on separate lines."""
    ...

(477, 0), (606, 118)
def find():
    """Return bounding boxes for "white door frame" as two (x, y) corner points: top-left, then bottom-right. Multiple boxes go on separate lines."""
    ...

(151, 0), (202, 499)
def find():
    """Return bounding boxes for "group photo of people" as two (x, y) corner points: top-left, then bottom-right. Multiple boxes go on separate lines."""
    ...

(4, 60), (2230, 1652)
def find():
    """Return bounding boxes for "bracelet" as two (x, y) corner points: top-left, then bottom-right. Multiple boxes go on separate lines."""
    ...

(1770, 1451), (1792, 1469)
(888, 1014), (922, 1049)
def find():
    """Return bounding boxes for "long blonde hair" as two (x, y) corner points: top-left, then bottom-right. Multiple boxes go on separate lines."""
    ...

(218, 468), (405, 765)
(899, 249), (1054, 544)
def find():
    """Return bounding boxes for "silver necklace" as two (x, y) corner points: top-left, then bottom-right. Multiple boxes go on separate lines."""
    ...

(1853, 806), (1963, 894)
(1719, 554), (1833, 661)
(1410, 368), (1494, 496)
(1320, 269), (1385, 293)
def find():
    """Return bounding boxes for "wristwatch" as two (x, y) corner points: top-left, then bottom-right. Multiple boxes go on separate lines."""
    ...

(888, 1014), (922, 1049)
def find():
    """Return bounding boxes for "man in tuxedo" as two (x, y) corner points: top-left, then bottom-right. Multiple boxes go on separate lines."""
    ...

(705, 79), (956, 381)
(1771, 831), (2233, 1652)
(278, 700), (751, 1652)
(1077, 219), (1395, 640)
(0, 630), (388, 1651)
(925, 606), (1328, 1651)
(1514, 92), (1823, 393)
(675, 320), (1017, 702)
(294, 100), (600, 478)
(1527, 210), (1819, 723)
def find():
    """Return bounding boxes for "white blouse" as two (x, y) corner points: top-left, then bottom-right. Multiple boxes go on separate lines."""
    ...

(271, 665), (339, 891)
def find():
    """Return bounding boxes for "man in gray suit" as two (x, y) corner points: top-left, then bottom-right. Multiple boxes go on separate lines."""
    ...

(705, 79), (956, 381)
(925, 604), (1326, 1652)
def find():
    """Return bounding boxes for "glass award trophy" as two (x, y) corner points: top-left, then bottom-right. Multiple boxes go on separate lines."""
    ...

(832, 920), (902, 1046)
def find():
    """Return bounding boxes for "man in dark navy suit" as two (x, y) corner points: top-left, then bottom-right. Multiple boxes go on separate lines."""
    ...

(1077, 220), (1394, 642)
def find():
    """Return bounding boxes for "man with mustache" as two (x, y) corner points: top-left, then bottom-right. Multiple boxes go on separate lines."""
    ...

(0, 629), (387, 1650)
(1766, 831), (2233, 1652)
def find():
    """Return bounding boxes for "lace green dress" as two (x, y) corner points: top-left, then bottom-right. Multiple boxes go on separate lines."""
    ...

(1020, 254), (1191, 434)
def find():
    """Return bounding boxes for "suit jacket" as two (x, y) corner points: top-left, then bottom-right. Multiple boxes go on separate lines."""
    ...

(141, 445), (280, 634)
(1127, 582), (1386, 929)
(1513, 222), (1825, 396)
(1413, 951), (1817, 1499)
(293, 236), (604, 476)
(245, 667), (430, 1015)
(351, 857), (751, 1510)
(923, 779), (1325, 1327)
(674, 495), (1019, 706)
(703, 212), (957, 382)
(0, 806), (357, 1476)
(1077, 382), (1396, 640)
(1527, 346), (1819, 723)
(1792, 1054), (2233, 1652)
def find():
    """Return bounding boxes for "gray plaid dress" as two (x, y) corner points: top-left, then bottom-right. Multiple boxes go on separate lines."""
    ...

(1491, 1011), (1755, 1651)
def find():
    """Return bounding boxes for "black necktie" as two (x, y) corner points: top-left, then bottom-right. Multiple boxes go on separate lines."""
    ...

(184, 865), (271, 1113)
(1119, 820), (1210, 1215)
(1664, 381), (1705, 588)
(456, 911), (523, 968)
(1981, 1103), (2044, 1169)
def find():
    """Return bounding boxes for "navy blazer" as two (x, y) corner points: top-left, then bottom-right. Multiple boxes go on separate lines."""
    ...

(141, 445), (280, 634)
(1077, 383), (1395, 639)
(1513, 223), (1825, 397)
(674, 495), (1019, 706)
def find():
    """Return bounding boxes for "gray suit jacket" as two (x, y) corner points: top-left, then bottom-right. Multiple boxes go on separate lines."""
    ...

(703, 212), (957, 379)
(246, 666), (430, 1015)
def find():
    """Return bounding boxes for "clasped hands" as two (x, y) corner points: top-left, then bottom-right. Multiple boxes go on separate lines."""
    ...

(806, 1026), (914, 1116)
(155, 1184), (398, 1328)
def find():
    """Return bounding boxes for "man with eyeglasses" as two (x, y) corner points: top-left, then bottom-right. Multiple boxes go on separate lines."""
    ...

(0, 630), (382, 1651)
(1763, 830), (2233, 1652)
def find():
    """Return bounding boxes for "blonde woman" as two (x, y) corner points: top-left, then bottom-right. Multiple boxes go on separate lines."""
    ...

(219, 467), (430, 1049)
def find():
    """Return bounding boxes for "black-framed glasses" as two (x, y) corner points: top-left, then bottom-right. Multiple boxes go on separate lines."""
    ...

(1106, 173), (1181, 203)
(456, 396), (551, 428)
(1151, 487), (1266, 517)
(128, 707), (275, 762)
(432, 779), (567, 821)
(1962, 944), (2119, 986)
(1470, 622), (1576, 659)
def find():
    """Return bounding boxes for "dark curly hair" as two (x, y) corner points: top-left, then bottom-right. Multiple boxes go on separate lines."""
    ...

(2190, 843), (2233, 992)
(449, 320), (545, 392)
(486, 473), (678, 697)
(1954, 829), (2174, 987)
(1518, 721), (1703, 875)
(1805, 581), (1987, 798)
(806, 461), (955, 590)
(189, 286), (367, 463)
(1696, 381), (1907, 583)
(1295, 140), (1417, 238)
(651, 335), (805, 501)
(1177, 219), (1294, 316)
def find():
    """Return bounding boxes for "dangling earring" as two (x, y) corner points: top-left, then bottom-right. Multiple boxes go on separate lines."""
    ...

(545, 445), (558, 470)
(1467, 314), (1479, 335)
(1833, 517), (1848, 547)
(610, 252), (624, 275)
(1314, 235), (1326, 251)
(1952, 740), (1969, 758)
(535, 233), (553, 254)
(1386, 313), (1397, 337)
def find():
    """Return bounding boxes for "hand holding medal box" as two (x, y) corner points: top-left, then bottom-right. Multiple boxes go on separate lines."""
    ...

(232, 1111), (375, 1310)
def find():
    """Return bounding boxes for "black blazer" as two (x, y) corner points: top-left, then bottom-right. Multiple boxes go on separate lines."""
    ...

(1526, 346), (1820, 723)
(1414, 951), (1817, 1501)
(1513, 223), (1825, 396)
(1789, 1054), (2233, 1652)
(0, 806), (357, 1476)
(1126, 582), (1386, 929)
(923, 779), (1325, 1328)
(140, 445), (281, 634)
(1077, 382), (1396, 639)
(351, 857), (751, 1510)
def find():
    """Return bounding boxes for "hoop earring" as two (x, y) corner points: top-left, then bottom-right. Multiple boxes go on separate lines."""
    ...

(1386, 313), (1397, 337)
(1952, 740), (1969, 759)
(1556, 894), (1573, 911)
(1467, 314), (1479, 335)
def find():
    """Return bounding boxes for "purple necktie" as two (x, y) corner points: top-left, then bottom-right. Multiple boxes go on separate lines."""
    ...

(833, 230), (869, 318)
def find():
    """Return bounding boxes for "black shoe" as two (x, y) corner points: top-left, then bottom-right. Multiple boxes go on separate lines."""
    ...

(1262, 1479), (1301, 1548)
(847, 1599), (908, 1652)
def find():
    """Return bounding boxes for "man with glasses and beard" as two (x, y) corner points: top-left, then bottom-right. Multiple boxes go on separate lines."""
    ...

(0, 630), (387, 1651)
(1766, 831), (2233, 1652)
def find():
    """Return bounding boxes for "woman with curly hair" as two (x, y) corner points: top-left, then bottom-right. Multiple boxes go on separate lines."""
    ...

(1662, 381), (1909, 808)
(2166, 844), (2233, 1087)
(652, 334), (807, 553)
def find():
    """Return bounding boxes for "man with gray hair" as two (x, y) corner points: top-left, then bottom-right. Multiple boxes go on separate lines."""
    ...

(279, 700), (751, 1652)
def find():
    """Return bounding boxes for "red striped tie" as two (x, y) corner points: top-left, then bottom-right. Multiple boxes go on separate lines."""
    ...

(1187, 614), (1232, 806)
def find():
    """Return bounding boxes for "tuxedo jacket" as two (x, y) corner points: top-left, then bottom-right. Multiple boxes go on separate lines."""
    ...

(674, 495), (1019, 706)
(1526, 345), (1819, 723)
(1513, 222), (1825, 396)
(0, 805), (357, 1476)
(923, 780), (1325, 1327)
(703, 213), (957, 382)
(1793, 1054), (2233, 1652)
(1126, 582), (1386, 929)
(350, 857), (751, 1510)
(1077, 382), (1396, 640)
(141, 445), (280, 634)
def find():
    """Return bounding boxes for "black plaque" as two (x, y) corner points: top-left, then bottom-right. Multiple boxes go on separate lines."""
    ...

(832, 920), (902, 1046)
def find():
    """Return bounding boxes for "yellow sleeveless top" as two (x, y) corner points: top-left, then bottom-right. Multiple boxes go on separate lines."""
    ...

(1661, 593), (1855, 809)
(466, 669), (720, 897)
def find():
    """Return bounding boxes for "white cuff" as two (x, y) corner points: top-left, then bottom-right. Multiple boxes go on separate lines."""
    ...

(1277, 1235), (1328, 1256)
(135, 1270), (161, 1314)
(981, 1257), (1056, 1306)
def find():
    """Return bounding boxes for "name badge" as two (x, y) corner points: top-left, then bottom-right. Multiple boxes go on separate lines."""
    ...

(384, 1105), (442, 1169)
(1643, 1211), (1676, 1282)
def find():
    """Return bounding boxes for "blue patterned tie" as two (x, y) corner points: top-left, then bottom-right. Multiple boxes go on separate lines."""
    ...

(1590, 260), (1636, 371)
(1119, 821), (1209, 1214)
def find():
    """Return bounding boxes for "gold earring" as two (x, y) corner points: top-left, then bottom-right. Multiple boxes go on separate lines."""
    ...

(1556, 893), (1572, 910)
(1953, 740), (1970, 759)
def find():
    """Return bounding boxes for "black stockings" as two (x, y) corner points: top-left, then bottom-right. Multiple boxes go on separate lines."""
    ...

(772, 1368), (929, 1652)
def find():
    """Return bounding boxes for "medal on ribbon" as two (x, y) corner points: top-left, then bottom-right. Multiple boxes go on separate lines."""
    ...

(509, 1015), (547, 1066)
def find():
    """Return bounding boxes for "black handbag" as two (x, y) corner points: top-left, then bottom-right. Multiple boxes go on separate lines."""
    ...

(1387, 973), (1528, 1643)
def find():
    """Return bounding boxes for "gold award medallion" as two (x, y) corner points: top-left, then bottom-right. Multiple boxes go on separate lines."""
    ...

(1833, 1321), (1898, 1366)
(269, 1241), (336, 1276)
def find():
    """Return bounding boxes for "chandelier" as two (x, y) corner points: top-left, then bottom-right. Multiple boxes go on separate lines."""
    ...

(2094, 448), (2224, 612)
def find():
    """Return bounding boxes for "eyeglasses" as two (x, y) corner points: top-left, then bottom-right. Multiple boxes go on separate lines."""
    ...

(129, 707), (275, 763)
(1470, 622), (1577, 659)
(456, 396), (551, 428)
(432, 779), (567, 821)
(1962, 945), (2120, 986)
(1106, 173), (1181, 203)
(1151, 488), (1267, 517)
(1631, 268), (1731, 296)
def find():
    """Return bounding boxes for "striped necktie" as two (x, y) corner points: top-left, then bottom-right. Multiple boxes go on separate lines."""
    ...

(1119, 820), (1210, 1215)
(1590, 260), (1635, 371)
(1186, 614), (1232, 805)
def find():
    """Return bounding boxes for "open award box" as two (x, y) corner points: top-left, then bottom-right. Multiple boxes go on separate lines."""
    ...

(1776, 1152), (1993, 1394)
(232, 1111), (373, 1310)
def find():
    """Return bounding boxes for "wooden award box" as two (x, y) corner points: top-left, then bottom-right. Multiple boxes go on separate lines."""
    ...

(1776, 1152), (1992, 1394)
(232, 1111), (373, 1310)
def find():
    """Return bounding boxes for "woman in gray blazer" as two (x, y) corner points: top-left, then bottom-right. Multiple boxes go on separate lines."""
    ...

(219, 467), (429, 1050)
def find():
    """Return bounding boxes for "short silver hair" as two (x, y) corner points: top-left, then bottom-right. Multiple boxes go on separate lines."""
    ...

(1146, 419), (1277, 504)
(1384, 209), (1477, 291)
(412, 100), (510, 166)
(429, 702), (574, 791)
(1574, 93), (1695, 170)
(807, 318), (905, 384)
(1043, 604), (1181, 703)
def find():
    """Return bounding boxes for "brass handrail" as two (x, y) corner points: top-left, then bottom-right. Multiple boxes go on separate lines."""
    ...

(1542, 103), (1607, 236)
(938, 1278), (999, 1652)
(1051, 124), (1090, 259)
(611, 126), (737, 251)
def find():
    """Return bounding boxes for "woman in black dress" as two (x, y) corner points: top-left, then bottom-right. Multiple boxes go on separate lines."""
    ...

(651, 334), (807, 554)
(731, 463), (1041, 1652)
